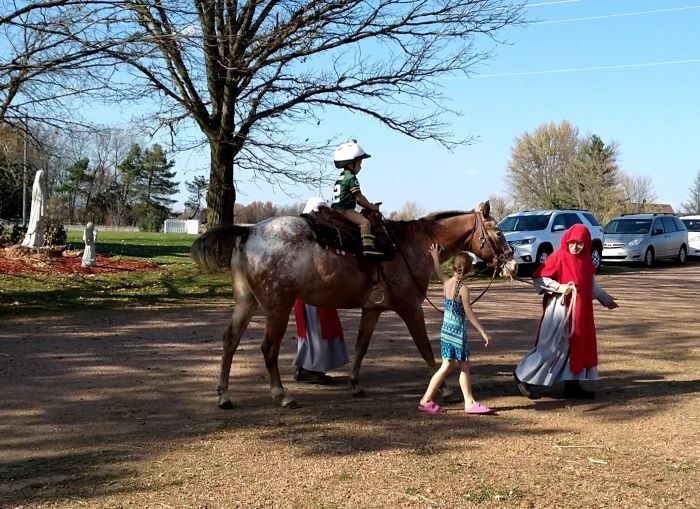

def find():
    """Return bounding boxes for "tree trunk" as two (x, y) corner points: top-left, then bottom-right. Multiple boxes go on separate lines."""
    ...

(206, 138), (236, 226)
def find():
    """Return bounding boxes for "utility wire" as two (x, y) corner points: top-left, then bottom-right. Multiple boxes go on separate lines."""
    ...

(469, 58), (700, 79)
(536, 5), (700, 24)
(527, 0), (583, 7)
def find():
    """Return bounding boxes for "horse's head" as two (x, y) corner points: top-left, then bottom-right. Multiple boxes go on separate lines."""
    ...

(466, 201), (517, 276)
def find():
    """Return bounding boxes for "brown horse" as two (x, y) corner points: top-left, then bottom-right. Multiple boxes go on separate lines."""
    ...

(191, 201), (516, 408)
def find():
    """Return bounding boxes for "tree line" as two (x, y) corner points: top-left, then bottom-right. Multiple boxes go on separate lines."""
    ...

(0, 123), (193, 231)
(496, 120), (700, 223)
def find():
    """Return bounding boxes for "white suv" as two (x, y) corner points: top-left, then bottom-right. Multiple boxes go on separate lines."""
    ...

(499, 209), (605, 269)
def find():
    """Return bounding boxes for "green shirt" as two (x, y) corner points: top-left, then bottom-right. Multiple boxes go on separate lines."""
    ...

(331, 170), (361, 210)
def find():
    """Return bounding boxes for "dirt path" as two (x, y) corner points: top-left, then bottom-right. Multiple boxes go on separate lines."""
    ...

(1, 264), (699, 508)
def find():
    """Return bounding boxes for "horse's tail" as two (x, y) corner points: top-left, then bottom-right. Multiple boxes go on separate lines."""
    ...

(191, 224), (251, 271)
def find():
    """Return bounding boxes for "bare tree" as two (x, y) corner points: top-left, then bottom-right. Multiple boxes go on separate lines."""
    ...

(486, 194), (514, 222)
(505, 120), (580, 210)
(81, 0), (524, 225)
(0, 0), (132, 130)
(681, 169), (700, 215)
(388, 201), (425, 221)
(619, 173), (657, 209)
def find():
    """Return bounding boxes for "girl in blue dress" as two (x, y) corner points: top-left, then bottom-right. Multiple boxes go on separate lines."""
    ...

(418, 244), (493, 414)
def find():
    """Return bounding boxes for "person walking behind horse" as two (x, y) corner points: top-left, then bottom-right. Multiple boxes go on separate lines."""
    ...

(330, 140), (383, 257)
(418, 244), (493, 415)
(513, 224), (618, 400)
(293, 198), (349, 384)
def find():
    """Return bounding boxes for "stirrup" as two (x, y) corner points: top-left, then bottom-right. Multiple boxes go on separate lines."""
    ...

(362, 249), (384, 257)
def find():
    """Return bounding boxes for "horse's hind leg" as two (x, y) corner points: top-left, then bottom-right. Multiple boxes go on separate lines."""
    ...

(217, 291), (259, 409)
(261, 308), (298, 408)
(397, 304), (460, 403)
(349, 307), (382, 397)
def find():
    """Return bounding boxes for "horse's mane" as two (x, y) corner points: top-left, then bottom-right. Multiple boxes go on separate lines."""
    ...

(386, 210), (474, 238)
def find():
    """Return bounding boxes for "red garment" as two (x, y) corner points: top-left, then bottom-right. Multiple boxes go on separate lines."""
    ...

(294, 300), (343, 340)
(533, 224), (597, 373)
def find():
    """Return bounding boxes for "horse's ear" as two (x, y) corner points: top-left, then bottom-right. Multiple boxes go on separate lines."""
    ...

(481, 200), (491, 217)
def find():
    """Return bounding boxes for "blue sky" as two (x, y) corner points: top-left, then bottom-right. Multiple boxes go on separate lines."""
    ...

(169, 0), (700, 215)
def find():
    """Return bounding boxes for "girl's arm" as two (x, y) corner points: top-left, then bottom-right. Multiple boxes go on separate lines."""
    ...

(429, 243), (446, 284)
(592, 276), (618, 309)
(460, 285), (491, 346)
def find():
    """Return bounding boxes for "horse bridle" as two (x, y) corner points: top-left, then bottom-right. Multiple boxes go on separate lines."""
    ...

(472, 210), (512, 269)
(390, 209), (511, 313)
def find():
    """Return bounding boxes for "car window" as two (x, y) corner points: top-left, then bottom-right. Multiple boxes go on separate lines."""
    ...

(604, 219), (651, 234)
(681, 218), (700, 232)
(499, 214), (551, 232)
(673, 217), (688, 231)
(652, 218), (665, 234)
(661, 216), (677, 233)
(564, 213), (583, 228)
(582, 212), (600, 226)
(551, 213), (567, 231)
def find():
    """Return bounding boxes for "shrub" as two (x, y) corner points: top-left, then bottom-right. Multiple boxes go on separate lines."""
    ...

(1, 224), (27, 246)
(43, 221), (67, 247)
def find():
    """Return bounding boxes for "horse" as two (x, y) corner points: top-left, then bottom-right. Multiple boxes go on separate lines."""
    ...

(191, 200), (516, 409)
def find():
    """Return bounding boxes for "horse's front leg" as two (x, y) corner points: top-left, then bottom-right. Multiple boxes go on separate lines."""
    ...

(349, 307), (383, 397)
(396, 304), (461, 403)
(261, 308), (298, 408)
(217, 293), (259, 409)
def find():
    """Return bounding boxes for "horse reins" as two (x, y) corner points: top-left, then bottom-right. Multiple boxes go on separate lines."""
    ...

(387, 210), (504, 314)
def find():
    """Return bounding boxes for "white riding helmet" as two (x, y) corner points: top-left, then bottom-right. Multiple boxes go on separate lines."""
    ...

(333, 140), (371, 169)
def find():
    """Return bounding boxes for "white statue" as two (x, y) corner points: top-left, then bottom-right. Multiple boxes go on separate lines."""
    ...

(21, 170), (48, 248)
(81, 222), (97, 267)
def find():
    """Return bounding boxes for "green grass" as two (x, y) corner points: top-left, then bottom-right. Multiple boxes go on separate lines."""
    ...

(1, 231), (231, 316)
(65, 230), (196, 264)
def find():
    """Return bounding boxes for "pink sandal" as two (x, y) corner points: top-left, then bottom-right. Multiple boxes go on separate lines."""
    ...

(417, 401), (442, 414)
(465, 402), (491, 415)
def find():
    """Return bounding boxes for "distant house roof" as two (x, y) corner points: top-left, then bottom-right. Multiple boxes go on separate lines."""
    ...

(630, 203), (675, 214)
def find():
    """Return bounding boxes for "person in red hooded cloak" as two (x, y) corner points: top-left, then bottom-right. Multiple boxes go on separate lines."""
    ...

(513, 224), (618, 399)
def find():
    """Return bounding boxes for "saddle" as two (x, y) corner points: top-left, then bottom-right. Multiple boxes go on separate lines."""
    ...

(300, 207), (397, 260)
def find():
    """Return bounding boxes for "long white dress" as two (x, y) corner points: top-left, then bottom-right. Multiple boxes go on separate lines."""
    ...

(514, 276), (614, 386)
(21, 170), (47, 248)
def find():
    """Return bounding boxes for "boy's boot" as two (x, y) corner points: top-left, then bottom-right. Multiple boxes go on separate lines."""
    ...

(563, 380), (595, 399)
(361, 234), (383, 257)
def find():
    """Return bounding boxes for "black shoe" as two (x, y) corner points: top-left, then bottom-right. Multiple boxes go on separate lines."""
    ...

(563, 380), (595, 399)
(294, 367), (331, 385)
(513, 371), (540, 400)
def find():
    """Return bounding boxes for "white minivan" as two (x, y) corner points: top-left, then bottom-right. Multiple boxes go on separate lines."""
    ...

(680, 215), (700, 257)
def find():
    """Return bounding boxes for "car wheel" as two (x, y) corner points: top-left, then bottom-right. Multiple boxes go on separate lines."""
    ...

(536, 245), (552, 265)
(591, 246), (602, 270)
(676, 245), (687, 265)
(643, 247), (654, 268)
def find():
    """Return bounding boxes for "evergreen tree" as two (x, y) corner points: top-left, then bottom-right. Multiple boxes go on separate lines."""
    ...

(135, 144), (178, 208)
(681, 169), (700, 214)
(55, 158), (91, 223)
(184, 175), (208, 219)
(117, 144), (143, 205)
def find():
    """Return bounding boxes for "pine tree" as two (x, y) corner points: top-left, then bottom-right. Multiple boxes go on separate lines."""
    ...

(136, 144), (179, 208)
(681, 169), (700, 214)
(184, 175), (208, 219)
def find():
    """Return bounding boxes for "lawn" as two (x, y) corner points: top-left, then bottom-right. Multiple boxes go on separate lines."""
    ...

(0, 231), (232, 315)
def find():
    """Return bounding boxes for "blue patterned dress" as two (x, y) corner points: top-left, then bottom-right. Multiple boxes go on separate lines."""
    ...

(440, 282), (469, 361)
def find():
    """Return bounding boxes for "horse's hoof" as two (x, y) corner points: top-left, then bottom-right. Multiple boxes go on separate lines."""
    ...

(282, 397), (300, 409)
(218, 400), (235, 410)
(351, 388), (367, 398)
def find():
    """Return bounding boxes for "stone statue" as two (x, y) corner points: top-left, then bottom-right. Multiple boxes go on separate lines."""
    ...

(81, 222), (97, 267)
(21, 170), (48, 248)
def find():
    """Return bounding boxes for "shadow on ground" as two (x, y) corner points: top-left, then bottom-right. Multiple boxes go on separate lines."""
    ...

(1, 263), (699, 506)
